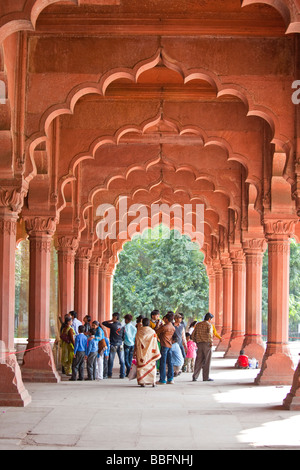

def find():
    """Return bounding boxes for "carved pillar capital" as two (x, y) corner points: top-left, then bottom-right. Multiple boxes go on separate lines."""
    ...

(55, 235), (79, 253)
(264, 218), (298, 241)
(24, 215), (57, 236)
(230, 246), (245, 265)
(76, 246), (92, 260)
(0, 186), (26, 213)
(220, 253), (233, 270)
(243, 238), (267, 253)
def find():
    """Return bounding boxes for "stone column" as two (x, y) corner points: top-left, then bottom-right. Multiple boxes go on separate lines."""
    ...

(255, 219), (296, 385)
(55, 235), (78, 319)
(98, 267), (107, 325)
(0, 199), (31, 405)
(74, 246), (91, 321)
(22, 216), (60, 383)
(224, 248), (246, 358)
(217, 255), (233, 352)
(207, 265), (216, 317)
(242, 239), (266, 365)
(105, 267), (114, 321)
(213, 261), (223, 339)
(88, 256), (100, 320)
(0, 209), (18, 352)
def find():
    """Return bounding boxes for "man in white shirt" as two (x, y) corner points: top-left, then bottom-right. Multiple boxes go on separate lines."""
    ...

(70, 311), (82, 336)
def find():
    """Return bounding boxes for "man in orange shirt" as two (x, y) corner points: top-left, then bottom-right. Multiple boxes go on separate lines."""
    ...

(191, 312), (214, 382)
(155, 312), (175, 384)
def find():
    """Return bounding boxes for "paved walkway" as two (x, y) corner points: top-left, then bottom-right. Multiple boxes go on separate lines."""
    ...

(1, 347), (300, 451)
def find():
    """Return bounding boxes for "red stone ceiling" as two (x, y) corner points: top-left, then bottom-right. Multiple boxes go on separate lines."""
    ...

(0, 0), (298, 262)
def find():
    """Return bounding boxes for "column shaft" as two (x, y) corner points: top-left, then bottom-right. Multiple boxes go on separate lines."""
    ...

(22, 216), (60, 383)
(255, 226), (295, 385)
(224, 250), (245, 357)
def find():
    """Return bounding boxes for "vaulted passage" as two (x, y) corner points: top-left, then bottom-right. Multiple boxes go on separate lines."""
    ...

(0, 0), (300, 412)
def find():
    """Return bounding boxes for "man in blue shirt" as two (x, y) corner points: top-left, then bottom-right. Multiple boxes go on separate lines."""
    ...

(70, 325), (87, 381)
(124, 314), (137, 376)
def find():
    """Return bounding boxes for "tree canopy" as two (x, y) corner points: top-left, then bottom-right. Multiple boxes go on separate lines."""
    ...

(113, 226), (209, 319)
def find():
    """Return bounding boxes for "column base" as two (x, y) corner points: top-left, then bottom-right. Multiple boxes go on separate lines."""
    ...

(283, 361), (300, 410)
(224, 333), (244, 358)
(255, 344), (294, 385)
(21, 342), (61, 383)
(0, 355), (32, 407)
(242, 335), (265, 366)
(215, 331), (231, 352)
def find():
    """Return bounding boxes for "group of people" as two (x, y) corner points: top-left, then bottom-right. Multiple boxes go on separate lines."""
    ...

(58, 309), (219, 387)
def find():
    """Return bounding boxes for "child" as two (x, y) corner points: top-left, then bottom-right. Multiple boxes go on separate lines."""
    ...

(85, 328), (98, 380)
(235, 349), (249, 369)
(171, 334), (184, 377)
(70, 324), (88, 381)
(185, 333), (197, 373)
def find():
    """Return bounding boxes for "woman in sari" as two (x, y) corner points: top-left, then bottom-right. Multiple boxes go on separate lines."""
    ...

(134, 317), (161, 387)
(60, 316), (75, 376)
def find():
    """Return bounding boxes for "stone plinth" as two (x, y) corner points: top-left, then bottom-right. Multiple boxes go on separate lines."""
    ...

(0, 345), (31, 407)
(22, 342), (61, 383)
(283, 359), (300, 410)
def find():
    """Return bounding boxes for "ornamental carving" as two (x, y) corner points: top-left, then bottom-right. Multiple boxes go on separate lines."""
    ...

(55, 235), (79, 252)
(76, 246), (92, 259)
(268, 242), (290, 254)
(0, 218), (17, 236)
(264, 219), (297, 238)
(243, 238), (267, 253)
(25, 216), (57, 235)
(30, 239), (52, 253)
(0, 188), (26, 213)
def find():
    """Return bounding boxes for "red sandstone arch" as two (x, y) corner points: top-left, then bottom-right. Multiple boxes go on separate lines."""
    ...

(241, 0), (300, 33)
(0, 0), (79, 44)
(24, 46), (292, 187)
(55, 113), (257, 220)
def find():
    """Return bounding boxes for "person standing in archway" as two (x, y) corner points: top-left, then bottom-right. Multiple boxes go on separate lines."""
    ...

(191, 312), (214, 382)
(155, 312), (176, 385)
(134, 317), (161, 387)
(123, 314), (137, 377)
(102, 312), (126, 379)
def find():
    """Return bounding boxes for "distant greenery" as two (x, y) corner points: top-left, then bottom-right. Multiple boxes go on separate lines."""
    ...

(113, 226), (209, 320)
(262, 239), (300, 337)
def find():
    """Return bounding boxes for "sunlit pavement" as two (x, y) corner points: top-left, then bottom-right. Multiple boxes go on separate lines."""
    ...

(1, 344), (300, 450)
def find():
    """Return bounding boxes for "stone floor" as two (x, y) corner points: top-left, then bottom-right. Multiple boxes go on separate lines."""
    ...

(1, 346), (300, 451)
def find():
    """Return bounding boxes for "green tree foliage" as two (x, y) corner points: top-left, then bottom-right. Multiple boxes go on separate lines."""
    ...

(261, 239), (300, 337)
(113, 226), (209, 319)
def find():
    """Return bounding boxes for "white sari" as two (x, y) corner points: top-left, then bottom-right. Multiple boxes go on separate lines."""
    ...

(135, 326), (161, 385)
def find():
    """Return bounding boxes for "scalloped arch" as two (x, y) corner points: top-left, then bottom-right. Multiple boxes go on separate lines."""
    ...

(25, 46), (291, 185)
(0, 0), (78, 44)
(241, 0), (290, 27)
